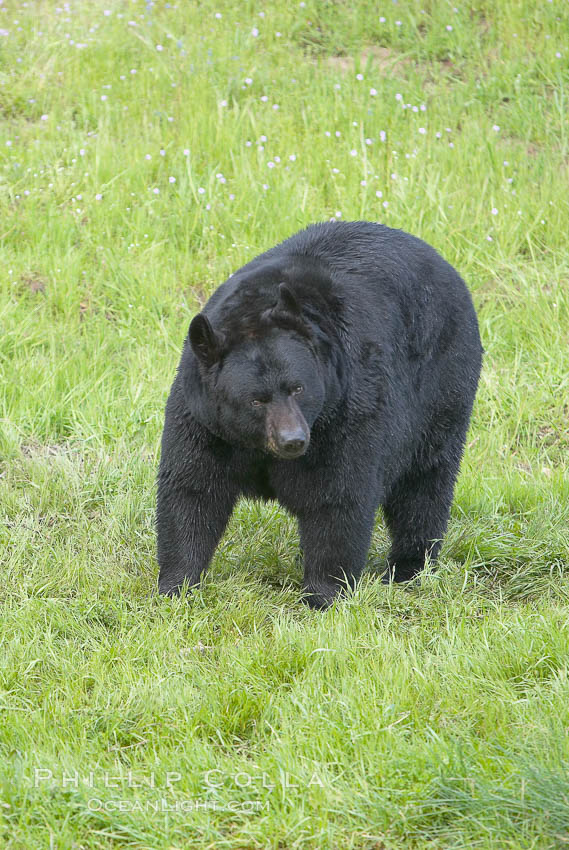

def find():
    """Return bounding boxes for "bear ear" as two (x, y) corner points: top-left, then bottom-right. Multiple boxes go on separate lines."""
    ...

(274, 282), (301, 317)
(189, 314), (224, 366)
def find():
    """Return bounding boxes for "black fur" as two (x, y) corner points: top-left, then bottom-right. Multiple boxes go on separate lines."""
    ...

(156, 221), (483, 609)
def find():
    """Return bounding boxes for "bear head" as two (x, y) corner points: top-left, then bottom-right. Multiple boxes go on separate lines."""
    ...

(186, 283), (326, 459)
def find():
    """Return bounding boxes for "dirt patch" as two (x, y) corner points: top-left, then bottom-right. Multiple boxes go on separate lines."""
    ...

(538, 425), (569, 447)
(326, 46), (409, 74)
(18, 272), (47, 296)
(20, 442), (72, 460)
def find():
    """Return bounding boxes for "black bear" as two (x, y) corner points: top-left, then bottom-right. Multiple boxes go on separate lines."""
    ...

(156, 221), (482, 609)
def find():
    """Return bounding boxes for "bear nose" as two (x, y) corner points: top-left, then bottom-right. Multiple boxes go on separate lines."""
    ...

(277, 429), (308, 457)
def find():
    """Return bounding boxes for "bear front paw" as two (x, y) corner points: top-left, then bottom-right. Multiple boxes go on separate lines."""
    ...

(382, 557), (425, 584)
(302, 581), (342, 610)
(158, 572), (201, 597)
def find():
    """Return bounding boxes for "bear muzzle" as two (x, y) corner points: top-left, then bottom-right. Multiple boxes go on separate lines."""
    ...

(266, 399), (310, 459)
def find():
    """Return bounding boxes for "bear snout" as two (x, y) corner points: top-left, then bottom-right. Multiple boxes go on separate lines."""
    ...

(266, 400), (310, 459)
(275, 428), (309, 458)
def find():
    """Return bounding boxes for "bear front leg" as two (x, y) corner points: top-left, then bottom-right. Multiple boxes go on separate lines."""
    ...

(298, 501), (377, 610)
(156, 481), (237, 596)
(156, 395), (238, 597)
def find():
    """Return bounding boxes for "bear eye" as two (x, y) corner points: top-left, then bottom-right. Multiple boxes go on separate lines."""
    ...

(291, 384), (304, 395)
(251, 399), (264, 408)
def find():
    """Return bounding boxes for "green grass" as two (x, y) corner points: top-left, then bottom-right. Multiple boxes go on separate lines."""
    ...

(1, 0), (569, 847)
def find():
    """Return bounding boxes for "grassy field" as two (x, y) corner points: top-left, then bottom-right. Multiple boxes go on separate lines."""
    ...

(1, 0), (569, 847)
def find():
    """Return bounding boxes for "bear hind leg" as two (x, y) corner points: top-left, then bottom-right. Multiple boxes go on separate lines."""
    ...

(382, 450), (463, 583)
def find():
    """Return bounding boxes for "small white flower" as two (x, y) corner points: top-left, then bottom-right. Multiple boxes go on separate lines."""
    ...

(335, 211), (342, 218)
(183, 148), (190, 156)
(418, 127), (426, 134)
(198, 187), (205, 194)
(350, 149), (357, 156)
(153, 188), (159, 195)
(41, 114), (49, 121)
(360, 180), (367, 186)
(260, 95), (268, 102)
(156, 44), (163, 51)
(379, 131), (386, 142)
(260, 135), (267, 142)
(220, 99), (228, 107)
(395, 93), (402, 101)
(395, 20), (401, 27)
(95, 193), (102, 200)
(376, 190), (383, 198)
(267, 161), (275, 168)
(370, 88), (377, 96)
(493, 124), (500, 132)
(379, 17), (386, 23)
(356, 73), (364, 81)
(245, 77), (253, 85)
(365, 138), (372, 145)
(491, 207), (498, 215)
(251, 27), (259, 37)
(160, 149), (165, 156)
(169, 176), (176, 183)
(289, 154), (296, 161)
(215, 12), (222, 19)
(446, 24), (453, 31)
